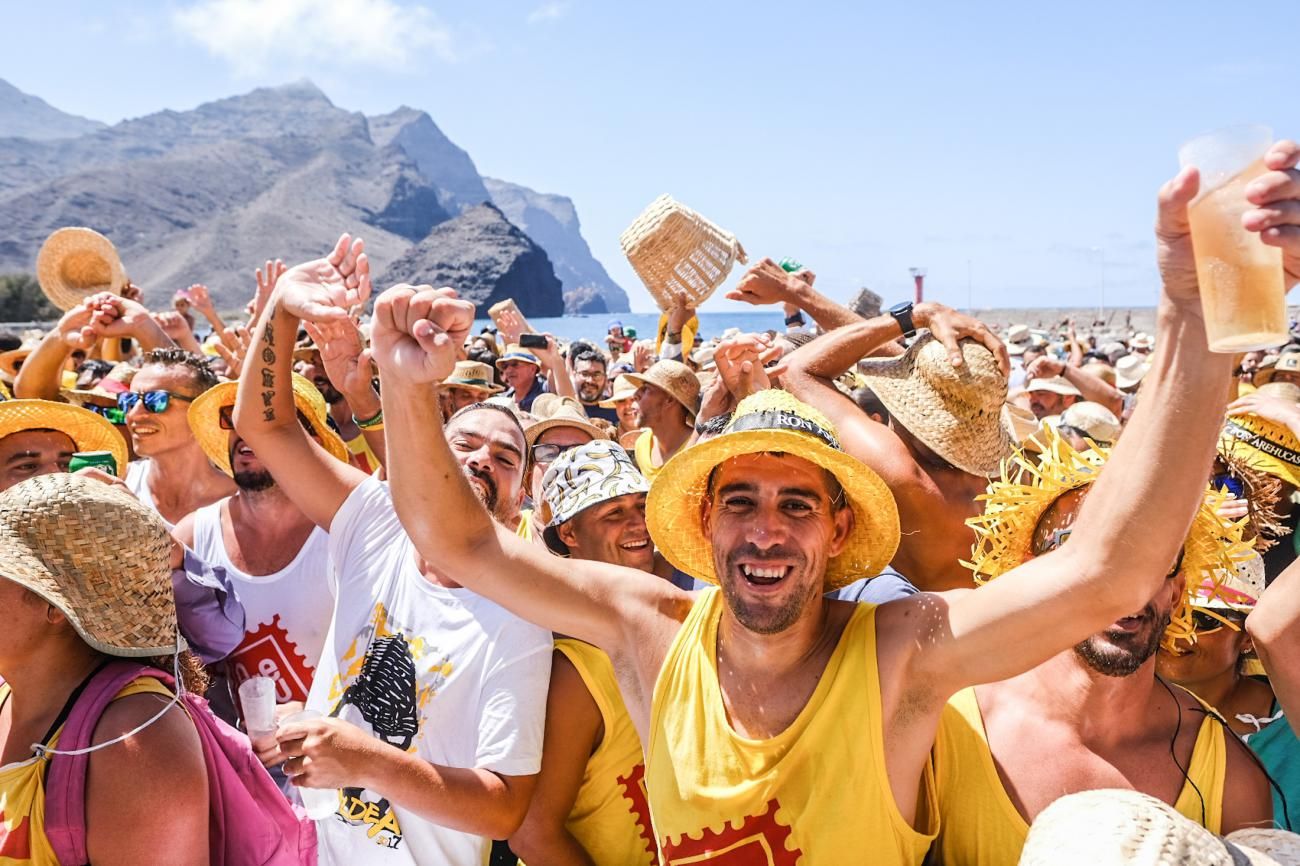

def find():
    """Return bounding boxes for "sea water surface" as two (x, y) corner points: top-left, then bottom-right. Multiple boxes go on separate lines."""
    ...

(471, 311), (785, 344)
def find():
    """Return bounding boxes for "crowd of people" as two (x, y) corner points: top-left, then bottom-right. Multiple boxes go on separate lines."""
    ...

(0, 142), (1298, 866)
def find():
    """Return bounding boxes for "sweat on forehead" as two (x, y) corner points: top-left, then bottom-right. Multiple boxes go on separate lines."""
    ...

(447, 402), (526, 445)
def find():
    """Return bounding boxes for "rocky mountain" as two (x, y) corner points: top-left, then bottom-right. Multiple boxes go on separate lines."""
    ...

(0, 79), (628, 314)
(380, 203), (565, 316)
(484, 178), (629, 315)
(0, 79), (104, 140)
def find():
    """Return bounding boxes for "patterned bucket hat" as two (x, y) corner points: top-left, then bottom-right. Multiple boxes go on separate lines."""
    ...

(541, 440), (649, 554)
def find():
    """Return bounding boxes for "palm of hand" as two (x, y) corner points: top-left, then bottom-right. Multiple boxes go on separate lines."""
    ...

(307, 321), (368, 393)
(277, 259), (358, 319)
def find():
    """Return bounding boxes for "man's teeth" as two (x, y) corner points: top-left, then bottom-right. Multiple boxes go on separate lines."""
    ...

(621, 539), (649, 550)
(741, 565), (786, 579)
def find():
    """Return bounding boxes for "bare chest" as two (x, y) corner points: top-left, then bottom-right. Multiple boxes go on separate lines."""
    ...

(222, 519), (315, 576)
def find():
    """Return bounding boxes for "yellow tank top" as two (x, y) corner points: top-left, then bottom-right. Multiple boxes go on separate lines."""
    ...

(555, 639), (659, 866)
(517, 508), (535, 540)
(633, 430), (663, 485)
(0, 677), (175, 865)
(645, 588), (937, 865)
(344, 433), (381, 475)
(932, 686), (1226, 865)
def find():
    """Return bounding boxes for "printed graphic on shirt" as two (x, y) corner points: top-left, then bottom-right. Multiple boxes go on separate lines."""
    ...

(325, 603), (455, 851)
(227, 614), (314, 703)
(0, 810), (32, 859)
(617, 763), (661, 865)
(661, 799), (801, 865)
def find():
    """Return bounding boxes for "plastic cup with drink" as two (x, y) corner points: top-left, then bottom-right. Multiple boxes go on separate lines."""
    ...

(280, 709), (340, 820)
(1178, 125), (1287, 353)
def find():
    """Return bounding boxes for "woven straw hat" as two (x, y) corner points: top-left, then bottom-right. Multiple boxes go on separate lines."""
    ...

(65, 362), (135, 408)
(525, 395), (608, 446)
(857, 333), (1014, 477)
(1191, 553), (1264, 613)
(0, 473), (177, 656)
(439, 360), (504, 395)
(1019, 789), (1295, 866)
(1059, 401), (1122, 446)
(1220, 398), (1300, 489)
(599, 374), (639, 408)
(496, 346), (541, 369)
(966, 430), (1253, 650)
(35, 227), (128, 312)
(0, 399), (128, 477)
(647, 389), (900, 589)
(1255, 353), (1300, 387)
(0, 334), (44, 382)
(541, 440), (649, 554)
(624, 360), (701, 419)
(1026, 376), (1082, 397)
(1005, 324), (1032, 356)
(619, 194), (747, 311)
(187, 374), (348, 476)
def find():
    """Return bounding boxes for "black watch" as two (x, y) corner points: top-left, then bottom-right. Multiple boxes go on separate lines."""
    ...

(888, 301), (917, 338)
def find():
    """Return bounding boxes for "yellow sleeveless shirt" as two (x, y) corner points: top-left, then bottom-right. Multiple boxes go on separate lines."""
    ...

(932, 686), (1226, 865)
(633, 430), (664, 485)
(645, 588), (937, 865)
(0, 677), (175, 866)
(554, 639), (659, 866)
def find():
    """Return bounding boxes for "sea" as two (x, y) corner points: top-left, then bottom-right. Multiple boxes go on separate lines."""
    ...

(471, 311), (786, 343)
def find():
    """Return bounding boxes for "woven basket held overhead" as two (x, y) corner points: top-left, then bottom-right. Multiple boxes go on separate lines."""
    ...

(619, 195), (746, 311)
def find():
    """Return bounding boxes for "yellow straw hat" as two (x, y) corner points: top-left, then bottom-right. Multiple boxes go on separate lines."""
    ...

(599, 374), (639, 408)
(1220, 385), (1300, 488)
(187, 374), (348, 476)
(646, 389), (900, 589)
(0, 473), (177, 656)
(525, 395), (608, 446)
(35, 227), (128, 312)
(0, 399), (128, 477)
(964, 429), (1252, 650)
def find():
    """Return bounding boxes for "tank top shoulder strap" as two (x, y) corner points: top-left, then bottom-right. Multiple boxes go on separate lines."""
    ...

(556, 639), (619, 731)
(1174, 689), (1227, 834)
(647, 587), (719, 754)
(189, 498), (228, 562)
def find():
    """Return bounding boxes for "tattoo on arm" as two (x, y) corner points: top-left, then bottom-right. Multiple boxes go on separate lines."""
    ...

(260, 301), (278, 422)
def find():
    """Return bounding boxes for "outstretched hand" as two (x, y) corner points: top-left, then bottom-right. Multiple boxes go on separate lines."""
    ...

(714, 334), (775, 399)
(916, 303), (1011, 375)
(726, 258), (807, 307)
(275, 235), (370, 323)
(1245, 139), (1300, 290)
(303, 318), (374, 399)
(370, 284), (475, 385)
(1227, 390), (1300, 435)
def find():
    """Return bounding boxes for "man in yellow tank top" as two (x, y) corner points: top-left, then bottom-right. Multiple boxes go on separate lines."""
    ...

(373, 150), (1300, 865)
(931, 436), (1274, 865)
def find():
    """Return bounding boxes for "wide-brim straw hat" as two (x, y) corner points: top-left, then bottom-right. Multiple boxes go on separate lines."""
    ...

(1116, 354), (1152, 390)
(187, 374), (348, 476)
(623, 359), (701, 419)
(647, 389), (900, 590)
(0, 399), (128, 477)
(599, 374), (639, 408)
(1019, 789), (1297, 866)
(966, 429), (1252, 650)
(525, 395), (608, 446)
(857, 333), (1014, 477)
(35, 227), (128, 312)
(496, 346), (542, 369)
(1131, 332), (1156, 350)
(1219, 392), (1300, 489)
(1255, 353), (1300, 387)
(0, 473), (177, 656)
(0, 333), (45, 382)
(439, 360), (504, 395)
(1026, 376), (1083, 398)
(1058, 401), (1122, 445)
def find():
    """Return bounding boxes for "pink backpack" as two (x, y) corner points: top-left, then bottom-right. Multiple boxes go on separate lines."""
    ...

(43, 660), (317, 866)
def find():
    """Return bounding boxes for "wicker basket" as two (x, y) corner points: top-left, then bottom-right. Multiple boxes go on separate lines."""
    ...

(619, 195), (746, 311)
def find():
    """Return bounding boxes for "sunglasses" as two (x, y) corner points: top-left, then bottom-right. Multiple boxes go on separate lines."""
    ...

(1191, 609), (1245, 634)
(118, 390), (195, 414)
(531, 442), (581, 465)
(217, 404), (316, 436)
(1035, 526), (1185, 577)
(85, 404), (127, 425)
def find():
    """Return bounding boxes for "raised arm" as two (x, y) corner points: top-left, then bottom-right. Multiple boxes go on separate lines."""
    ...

(897, 142), (1300, 695)
(728, 258), (864, 333)
(1026, 354), (1125, 416)
(1247, 555), (1300, 719)
(374, 285), (690, 657)
(233, 234), (372, 529)
(302, 319), (387, 471)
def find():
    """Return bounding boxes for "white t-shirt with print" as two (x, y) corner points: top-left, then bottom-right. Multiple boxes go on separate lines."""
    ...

(307, 475), (552, 866)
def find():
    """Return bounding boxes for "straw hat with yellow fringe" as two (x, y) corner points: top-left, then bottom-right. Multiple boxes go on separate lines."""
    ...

(0, 399), (128, 477)
(1219, 383), (1300, 488)
(35, 227), (128, 312)
(187, 374), (348, 476)
(646, 389), (900, 589)
(964, 428), (1252, 650)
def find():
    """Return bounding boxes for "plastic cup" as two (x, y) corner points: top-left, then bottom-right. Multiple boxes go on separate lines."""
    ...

(1178, 125), (1286, 353)
(237, 676), (278, 740)
(280, 709), (340, 820)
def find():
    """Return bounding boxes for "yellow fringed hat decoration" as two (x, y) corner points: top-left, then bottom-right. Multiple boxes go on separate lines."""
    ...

(963, 428), (1254, 651)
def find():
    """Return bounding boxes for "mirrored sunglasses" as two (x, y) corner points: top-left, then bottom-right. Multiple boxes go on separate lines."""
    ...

(117, 390), (195, 414)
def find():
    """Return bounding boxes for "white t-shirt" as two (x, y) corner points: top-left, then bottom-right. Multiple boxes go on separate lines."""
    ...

(190, 498), (334, 705)
(308, 476), (552, 866)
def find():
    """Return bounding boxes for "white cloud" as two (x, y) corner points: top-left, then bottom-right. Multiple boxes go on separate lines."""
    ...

(173, 0), (456, 75)
(527, 1), (569, 24)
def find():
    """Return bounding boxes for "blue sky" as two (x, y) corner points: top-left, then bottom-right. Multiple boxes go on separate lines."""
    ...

(4, 1), (1295, 313)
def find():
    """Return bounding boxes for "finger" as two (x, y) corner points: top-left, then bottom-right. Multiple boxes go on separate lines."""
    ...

(1260, 224), (1300, 252)
(979, 329), (1011, 376)
(327, 234), (352, 268)
(1243, 198), (1300, 233)
(213, 343), (236, 368)
(930, 322), (964, 367)
(1245, 166), (1300, 207)
(797, 269), (816, 286)
(300, 302), (349, 323)
(1156, 166), (1200, 241)
(1265, 140), (1300, 173)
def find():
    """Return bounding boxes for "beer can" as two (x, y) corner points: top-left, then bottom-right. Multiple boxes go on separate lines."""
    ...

(778, 257), (803, 273)
(68, 451), (118, 475)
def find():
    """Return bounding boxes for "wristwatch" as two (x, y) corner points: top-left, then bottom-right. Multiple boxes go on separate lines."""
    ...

(888, 302), (917, 338)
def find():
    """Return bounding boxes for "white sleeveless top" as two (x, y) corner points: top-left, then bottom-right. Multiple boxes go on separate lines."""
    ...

(125, 459), (175, 530)
(191, 498), (335, 704)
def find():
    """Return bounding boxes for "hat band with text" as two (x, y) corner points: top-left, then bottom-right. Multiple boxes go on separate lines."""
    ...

(1224, 420), (1300, 467)
(727, 410), (842, 451)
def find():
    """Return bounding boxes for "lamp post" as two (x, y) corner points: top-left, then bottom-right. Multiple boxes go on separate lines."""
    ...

(1090, 247), (1106, 323)
(909, 267), (927, 305)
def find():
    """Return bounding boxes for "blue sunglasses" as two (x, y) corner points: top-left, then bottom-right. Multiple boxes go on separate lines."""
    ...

(117, 390), (196, 414)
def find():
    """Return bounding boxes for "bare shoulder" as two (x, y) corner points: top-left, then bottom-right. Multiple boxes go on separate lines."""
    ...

(90, 690), (205, 781)
(1220, 712), (1274, 832)
(171, 509), (198, 549)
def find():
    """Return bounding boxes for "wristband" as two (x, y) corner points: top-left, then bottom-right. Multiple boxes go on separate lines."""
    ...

(354, 408), (384, 430)
(785, 312), (806, 326)
(665, 331), (683, 344)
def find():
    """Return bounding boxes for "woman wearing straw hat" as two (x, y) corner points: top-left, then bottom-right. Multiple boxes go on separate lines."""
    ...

(372, 173), (1255, 863)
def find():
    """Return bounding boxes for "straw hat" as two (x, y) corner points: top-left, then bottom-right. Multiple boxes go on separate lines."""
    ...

(1026, 376), (1082, 398)
(187, 374), (348, 476)
(0, 333), (44, 382)
(1254, 353), (1300, 387)
(440, 360), (504, 395)
(623, 360), (701, 419)
(857, 333), (1014, 477)
(965, 429), (1252, 650)
(0, 473), (177, 656)
(1005, 324), (1032, 356)
(1019, 789), (1297, 866)
(1058, 401), (1121, 446)
(65, 362), (135, 407)
(1116, 354), (1152, 390)
(599, 374), (639, 408)
(646, 389), (900, 589)
(1191, 553), (1265, 613)
(1130, 332), (1155, 350)
(1220, 386), (1300, 488)
(541, 440), (649, 554)
(35, 227), (128, 312)
(525, 395), (608, 446)
(0, 399), (128, 477)
(496, 346), (541, 369)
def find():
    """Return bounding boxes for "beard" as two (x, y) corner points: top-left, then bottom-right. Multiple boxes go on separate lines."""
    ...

(464, 465), (500, 514)
(1073, 605), (1170, 677)
(578, 383), (603, 403)
(233, 469), (276, 492)
(719, 544), (818, 635)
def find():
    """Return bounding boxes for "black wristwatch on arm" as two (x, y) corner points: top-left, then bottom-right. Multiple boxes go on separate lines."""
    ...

(888, 301), (917, 338)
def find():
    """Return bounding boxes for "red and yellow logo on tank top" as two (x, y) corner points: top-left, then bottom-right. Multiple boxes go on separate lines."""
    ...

(660, 799), (801, 864)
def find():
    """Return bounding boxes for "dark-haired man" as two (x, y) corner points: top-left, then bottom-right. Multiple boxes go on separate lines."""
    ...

(234, 242), (550, 865)
(571, 349), (619, 424)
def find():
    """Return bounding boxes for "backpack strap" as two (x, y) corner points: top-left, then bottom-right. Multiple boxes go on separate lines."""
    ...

(44, 660), (173, 866)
